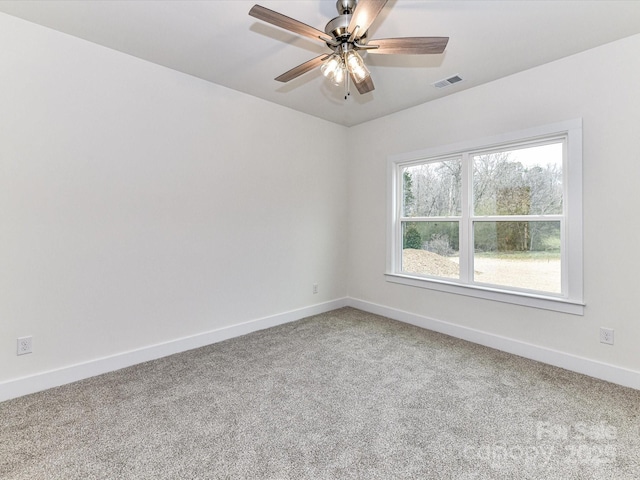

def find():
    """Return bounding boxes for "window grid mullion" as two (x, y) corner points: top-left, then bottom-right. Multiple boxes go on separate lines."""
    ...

(395, 165), (404, 272)
(471, 215), (564, 222)
(460, 153), (471, 283)
(399, 217), (461, 222)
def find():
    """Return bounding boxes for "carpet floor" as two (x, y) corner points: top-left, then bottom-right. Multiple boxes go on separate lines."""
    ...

(1, 307), (639, 479)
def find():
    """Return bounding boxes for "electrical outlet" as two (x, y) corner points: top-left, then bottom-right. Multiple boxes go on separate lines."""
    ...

(313, 283), (318, 294)
(600, 328), (614, 345)
(17, 336), (33, 355)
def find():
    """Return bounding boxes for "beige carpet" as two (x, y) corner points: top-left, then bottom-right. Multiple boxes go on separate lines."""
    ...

(1, 307), (639, 479)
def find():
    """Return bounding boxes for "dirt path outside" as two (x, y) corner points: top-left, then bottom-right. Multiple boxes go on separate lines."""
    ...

(471, 256), (560, 293)
(402, 249), (561, 293)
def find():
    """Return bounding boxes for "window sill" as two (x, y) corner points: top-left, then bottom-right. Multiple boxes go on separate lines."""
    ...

(384, 273), (584, 315)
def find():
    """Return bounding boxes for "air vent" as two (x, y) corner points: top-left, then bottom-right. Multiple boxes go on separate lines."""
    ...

(433, 74), (463, 89)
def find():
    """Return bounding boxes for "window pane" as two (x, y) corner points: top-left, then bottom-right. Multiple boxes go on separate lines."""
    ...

(473, 221), (561, 293)
(473, 143), (563, 216)
(402, 221), (459, 279)
(402, 159), (462, 217)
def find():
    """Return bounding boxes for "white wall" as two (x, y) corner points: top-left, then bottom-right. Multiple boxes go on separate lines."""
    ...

(0, 13), (348, 390)
(347, 34), (640, 380)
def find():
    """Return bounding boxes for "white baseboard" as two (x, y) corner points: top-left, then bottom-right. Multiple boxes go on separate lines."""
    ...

(0, 298), (348, 403)
(4, 296), (637, 403)
(347, 297), (640, 391)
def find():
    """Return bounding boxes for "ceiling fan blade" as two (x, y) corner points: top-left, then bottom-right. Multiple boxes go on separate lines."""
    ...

(275, 54), (330, 83)
(348, 0), (388, 38)
(249, 5), (329, 43)
(351, 73), (375, 94)
(366, 37), (449, 55)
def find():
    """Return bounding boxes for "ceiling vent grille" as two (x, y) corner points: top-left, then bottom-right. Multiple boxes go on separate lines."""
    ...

(433, 74), (463, 89)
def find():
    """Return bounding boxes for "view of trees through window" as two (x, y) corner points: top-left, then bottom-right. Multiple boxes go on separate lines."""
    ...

(400, 142), (563, 293)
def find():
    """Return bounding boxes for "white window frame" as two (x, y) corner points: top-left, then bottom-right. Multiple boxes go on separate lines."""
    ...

(386, 119), (584, 315)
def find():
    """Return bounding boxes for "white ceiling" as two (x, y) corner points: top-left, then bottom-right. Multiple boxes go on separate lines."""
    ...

(1, 0), (640, 126)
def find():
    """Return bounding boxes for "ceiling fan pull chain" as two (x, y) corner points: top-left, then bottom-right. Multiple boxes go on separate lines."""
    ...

(345, 70), (350, 100)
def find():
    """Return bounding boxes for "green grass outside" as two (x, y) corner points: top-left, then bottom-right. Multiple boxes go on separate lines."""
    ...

(474, 250), (561, 261)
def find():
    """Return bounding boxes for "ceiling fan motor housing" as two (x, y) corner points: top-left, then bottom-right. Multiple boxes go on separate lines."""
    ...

(325, 14), (351, 41)
(326, 0), (366, 49)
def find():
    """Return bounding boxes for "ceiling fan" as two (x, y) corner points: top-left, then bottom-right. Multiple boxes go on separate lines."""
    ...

(249, 0), (449, 97)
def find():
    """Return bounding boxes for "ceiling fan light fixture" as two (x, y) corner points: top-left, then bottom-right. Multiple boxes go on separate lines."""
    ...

(332, 63), (346, 85)
(322, 53), (347, 85)
(321, 54), (340, 77)
(345, 50), (369, 83)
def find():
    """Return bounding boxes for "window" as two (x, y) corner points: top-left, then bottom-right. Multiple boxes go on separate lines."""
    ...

(387, 120), (583, 314)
